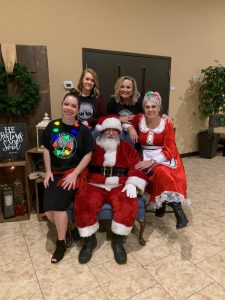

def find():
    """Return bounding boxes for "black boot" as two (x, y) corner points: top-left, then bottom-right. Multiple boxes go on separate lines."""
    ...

(51, 239), (66, 264)
(78, 234), (97, 264)
(111, 233), (127, 264)
(170, 202), (188, 229)
(155, 202), (166, 218)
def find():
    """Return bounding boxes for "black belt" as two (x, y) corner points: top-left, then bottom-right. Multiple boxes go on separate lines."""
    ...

(89, 166), (128, 177)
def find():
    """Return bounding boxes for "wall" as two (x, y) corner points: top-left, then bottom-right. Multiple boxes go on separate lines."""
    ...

(1, 0), (225, 154)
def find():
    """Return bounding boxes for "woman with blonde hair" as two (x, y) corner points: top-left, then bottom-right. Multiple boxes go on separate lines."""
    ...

(107, 75), (143, 142)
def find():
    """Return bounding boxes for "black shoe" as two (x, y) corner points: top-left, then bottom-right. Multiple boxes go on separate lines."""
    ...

(170, 202), (188, 229)
(111, 234), (127, 264)
(78, 234), (97, 264)
(155, 202), (166, 218)
(51, 239), (66, 264)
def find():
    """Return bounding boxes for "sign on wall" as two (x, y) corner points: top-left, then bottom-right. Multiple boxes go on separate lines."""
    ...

(0, 123), (28, 160)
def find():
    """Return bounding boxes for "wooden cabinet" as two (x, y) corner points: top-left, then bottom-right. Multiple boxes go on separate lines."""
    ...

(26, 147), (46, 221)
(0, 160), (30, 222)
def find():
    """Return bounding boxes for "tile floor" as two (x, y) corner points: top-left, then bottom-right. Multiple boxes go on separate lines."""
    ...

(1, 154), (225, 299)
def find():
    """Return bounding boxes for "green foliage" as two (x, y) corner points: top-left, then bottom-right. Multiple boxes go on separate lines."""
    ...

(198, 64), (225, 131)
(217, 115), (225, 126)
(0, 63), (40, 115)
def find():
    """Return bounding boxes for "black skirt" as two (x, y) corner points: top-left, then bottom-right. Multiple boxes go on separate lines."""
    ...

(43, 175), (76, 211)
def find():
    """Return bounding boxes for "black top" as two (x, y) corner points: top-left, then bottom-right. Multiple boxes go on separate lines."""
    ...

(107, 96), (143, 117)
(42, 119), (94, 171)
(76, 93), (107, 127)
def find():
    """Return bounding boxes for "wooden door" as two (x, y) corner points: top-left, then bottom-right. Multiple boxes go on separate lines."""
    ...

(0, 44), (51, 149)
(83, 48), (171, 114)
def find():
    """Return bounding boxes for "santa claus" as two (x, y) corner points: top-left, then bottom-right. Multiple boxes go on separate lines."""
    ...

(74, 115), (146, 264)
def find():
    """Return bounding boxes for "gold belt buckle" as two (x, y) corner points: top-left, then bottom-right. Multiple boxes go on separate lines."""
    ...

(109, 167), (113, 177)
(103, 166), (113, 177)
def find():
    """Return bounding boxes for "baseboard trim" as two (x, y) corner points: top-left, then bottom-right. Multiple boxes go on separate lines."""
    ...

(181, 151), (199, 158)
(181, 148), (223, 158)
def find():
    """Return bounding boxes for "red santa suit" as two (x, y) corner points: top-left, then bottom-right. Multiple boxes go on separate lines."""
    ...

(74, 116), (146, 238)
(130, 113), (190, 209)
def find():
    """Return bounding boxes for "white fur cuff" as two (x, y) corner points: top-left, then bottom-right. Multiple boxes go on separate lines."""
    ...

(78, 222), (99, 237)
(126, 176), (146, 192)
(111, 220), (132, 235)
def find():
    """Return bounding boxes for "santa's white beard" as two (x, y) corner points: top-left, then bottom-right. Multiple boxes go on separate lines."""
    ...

(97, 135), (120, 152)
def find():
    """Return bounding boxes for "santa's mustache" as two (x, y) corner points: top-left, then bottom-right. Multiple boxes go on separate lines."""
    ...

(97, 135), (120, 151)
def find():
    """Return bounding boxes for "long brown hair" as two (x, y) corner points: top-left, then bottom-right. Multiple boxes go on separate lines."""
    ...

(77, 68), (100, 98)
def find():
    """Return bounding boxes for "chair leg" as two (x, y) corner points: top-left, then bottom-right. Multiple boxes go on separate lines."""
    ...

(66, 221), (73, 248)
(137, 219), (146, 246)
(106, 230), (113, 241)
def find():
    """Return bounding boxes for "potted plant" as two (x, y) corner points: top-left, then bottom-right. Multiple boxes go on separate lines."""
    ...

(198, 64), (225, 158)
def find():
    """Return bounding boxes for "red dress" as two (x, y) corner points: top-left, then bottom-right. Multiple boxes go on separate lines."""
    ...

(131, 114), (190, 209)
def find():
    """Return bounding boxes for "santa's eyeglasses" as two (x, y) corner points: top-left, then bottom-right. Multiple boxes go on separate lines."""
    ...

(104, 128), (118, 133)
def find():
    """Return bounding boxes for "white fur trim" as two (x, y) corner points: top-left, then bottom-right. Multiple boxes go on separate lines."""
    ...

(96, 124), (103, 131)
(139, 116), (166, 134)
(90, 182), (120, 191)
(96, 117), (122, 132)
(105, 176), (120, 186)
(122, 123), (131, 130)
(78, 222), (99, 237)
(111, 220), (132, 235)
(104, 149), (117, 166)
(126, 176), (146, 192)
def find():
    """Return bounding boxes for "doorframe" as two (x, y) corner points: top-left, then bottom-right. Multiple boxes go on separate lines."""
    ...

(82, 48), (171, 67)
(82, 48), (171, 114)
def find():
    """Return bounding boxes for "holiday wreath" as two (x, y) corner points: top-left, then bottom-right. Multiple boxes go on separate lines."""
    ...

(0, 63), (40, 115)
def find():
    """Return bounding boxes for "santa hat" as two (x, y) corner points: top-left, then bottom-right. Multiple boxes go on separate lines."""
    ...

(96, 115), (122, 132)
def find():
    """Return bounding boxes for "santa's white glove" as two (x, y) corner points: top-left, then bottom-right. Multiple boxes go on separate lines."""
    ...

(122, 183), (137, 198)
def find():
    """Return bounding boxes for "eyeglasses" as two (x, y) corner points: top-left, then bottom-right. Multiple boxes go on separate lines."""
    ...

(104, 128), (118, 133)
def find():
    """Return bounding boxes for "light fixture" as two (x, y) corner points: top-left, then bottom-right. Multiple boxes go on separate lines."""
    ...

(35, 113), (51, 151)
